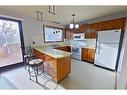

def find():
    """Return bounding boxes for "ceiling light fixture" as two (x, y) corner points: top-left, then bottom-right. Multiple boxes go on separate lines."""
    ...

(69, 14), (79, 29)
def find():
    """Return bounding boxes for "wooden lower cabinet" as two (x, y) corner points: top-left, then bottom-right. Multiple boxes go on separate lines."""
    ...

(87, 49), (95, 63)
(82, 48), (88, 61)
(82, 48), (95, 63)
(55, 46), (71, 52)
(67, 46), (71, 52)
(33, 49), (71, 83)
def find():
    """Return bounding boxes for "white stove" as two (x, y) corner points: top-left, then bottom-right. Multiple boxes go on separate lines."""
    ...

(71, 45), (83, 60)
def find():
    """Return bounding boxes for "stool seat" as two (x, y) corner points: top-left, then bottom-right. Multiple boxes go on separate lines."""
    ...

(28, 59), (44, 83)
(29, 59), (43, 65)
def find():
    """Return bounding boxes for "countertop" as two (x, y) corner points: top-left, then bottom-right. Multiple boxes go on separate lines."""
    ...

(33, 46), (71, 59)
(82, 46), (96, 49)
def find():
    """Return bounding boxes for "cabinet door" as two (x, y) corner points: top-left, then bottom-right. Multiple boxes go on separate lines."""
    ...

(85, 24), (91, 38)
(82, 48), (88, 61)
(59, 56), (71, 80)
(67, 46), (71, 52)
(44, 54), (57, 79)
(109, 18), (126, 30)
(98, 21), (110, 31)
(55, 46), (68, 52)
(87, 49), (95, 63)
(65, 28), (71, 39)
(90, 23), (99, 38)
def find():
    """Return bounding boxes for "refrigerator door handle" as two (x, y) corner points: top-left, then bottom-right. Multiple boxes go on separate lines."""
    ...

(96, 43), (100, 54)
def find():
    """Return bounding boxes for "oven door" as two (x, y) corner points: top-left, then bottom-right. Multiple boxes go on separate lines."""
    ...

(72, 47), (80, 54)
(71, 46), (82, 60)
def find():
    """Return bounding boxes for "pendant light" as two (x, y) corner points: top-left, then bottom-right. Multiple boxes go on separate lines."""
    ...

(69, 14), (79, 29)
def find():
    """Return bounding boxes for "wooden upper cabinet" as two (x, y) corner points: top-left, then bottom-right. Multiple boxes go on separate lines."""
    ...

(65, 28), (73, 39)
(85, 23), (98, 39)
(90, 23), (99, 38)
(98, 18), (126, 31)
(109, 18), (126, 30)
(98, 21), (110, 31)
(65, 18), (126, 39)
(85, 24), (91, 38)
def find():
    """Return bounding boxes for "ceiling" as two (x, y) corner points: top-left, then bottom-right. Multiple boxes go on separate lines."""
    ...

(0, 6), (127, 26)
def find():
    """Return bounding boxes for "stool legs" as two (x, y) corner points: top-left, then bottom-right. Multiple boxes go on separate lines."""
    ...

(34, 67), (38, 83)
(28, 66), (31, 80)
(28, 66), (39, 83)
(28, 62), (45, 83)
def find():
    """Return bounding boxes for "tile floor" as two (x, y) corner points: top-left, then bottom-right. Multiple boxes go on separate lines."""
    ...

(0, 59), (116, 89)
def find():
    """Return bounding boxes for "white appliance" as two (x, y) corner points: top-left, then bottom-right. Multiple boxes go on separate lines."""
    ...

(71, 45), (82, 60)
(73, 33), (85, 40)
(94, 29), (122, 71)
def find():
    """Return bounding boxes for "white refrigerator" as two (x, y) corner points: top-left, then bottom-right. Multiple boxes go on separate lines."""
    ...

(94, 29), (121, 70)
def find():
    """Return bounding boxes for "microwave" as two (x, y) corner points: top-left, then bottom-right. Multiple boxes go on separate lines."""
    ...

(73, 33), (85, 40)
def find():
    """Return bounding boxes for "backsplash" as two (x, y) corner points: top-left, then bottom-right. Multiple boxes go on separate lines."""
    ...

(65, 39), (96, 47)
(86, 39), (96, 47)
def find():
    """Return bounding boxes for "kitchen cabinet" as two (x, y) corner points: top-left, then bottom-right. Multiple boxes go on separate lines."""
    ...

(109, 18), (126, 30)
(55, 46), (71, 52)
(98, 18), (126, 31)
(65, 17), (126, 39)
(33, 49), (45, 60)
(98, 21), (110, 31)
(82, 48), (95, 63)
(65, 28), (73, 39)
(67, 46), (71, 52)
(85, 23), (98, 39)
(90, 23), (99, 38)
(87, 49), (95, 63)
(65, 24), (87, 39)
(82, 48), (88, 61)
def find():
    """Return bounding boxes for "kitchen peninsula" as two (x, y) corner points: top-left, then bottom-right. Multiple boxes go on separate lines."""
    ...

(33, 45), (71, 83)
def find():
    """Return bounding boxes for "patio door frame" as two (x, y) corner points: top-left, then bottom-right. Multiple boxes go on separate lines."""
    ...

(0, 16), (25, 69)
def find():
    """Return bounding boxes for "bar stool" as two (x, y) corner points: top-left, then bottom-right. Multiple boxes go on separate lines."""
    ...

(23, 46), (35, 70)
(28, 59), (45, 83)
(23, 46), (45, 83)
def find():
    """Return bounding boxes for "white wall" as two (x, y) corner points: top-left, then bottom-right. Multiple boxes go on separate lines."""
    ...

(0, 8), (65, 47)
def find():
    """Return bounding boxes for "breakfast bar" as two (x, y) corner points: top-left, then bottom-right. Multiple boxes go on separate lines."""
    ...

(33, 46), (71, 83)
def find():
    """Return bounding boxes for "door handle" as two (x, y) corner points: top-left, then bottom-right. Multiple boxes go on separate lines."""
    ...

(96, 43), (100, 54)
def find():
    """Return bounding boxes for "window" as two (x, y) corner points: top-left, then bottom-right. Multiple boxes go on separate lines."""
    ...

(43, 25), (64, 43)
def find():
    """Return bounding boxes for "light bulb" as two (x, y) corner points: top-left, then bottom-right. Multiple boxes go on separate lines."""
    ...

(69, 23), (74, 29)
(75, 24), (79, 29)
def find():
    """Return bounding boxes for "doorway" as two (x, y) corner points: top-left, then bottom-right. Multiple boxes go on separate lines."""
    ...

(0, 17), (24, 67)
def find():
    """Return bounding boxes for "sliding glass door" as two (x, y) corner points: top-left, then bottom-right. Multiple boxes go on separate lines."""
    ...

(0, 17), (24, 67)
